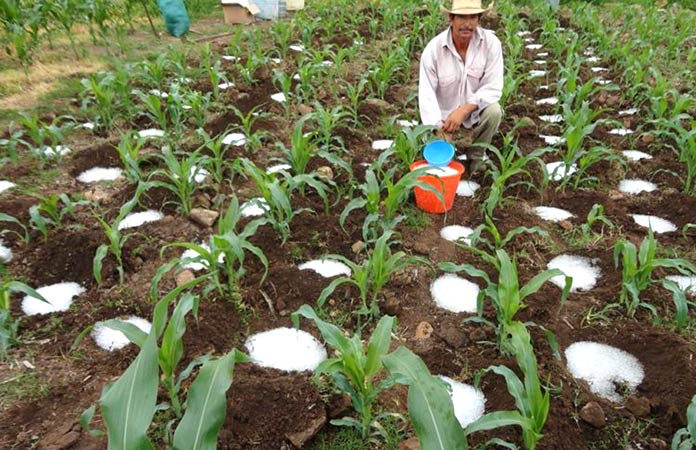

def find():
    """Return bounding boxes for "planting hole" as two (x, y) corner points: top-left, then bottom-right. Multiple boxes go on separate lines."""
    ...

(546, 162), (578, 181)
(630, 214), (677, 234)
(548, 254), (601, 292)
(431, 274), (479, 313)
(298, 259), (351, 278)
(440, 225), (474, 244)
(118, 210), (164, 230)
(0, 180), (16, 194)
(565, 341), (644, 402)
(372, 140), (394, 151)
(245, 327), (327, 372)
(622, 150), (652, 161)
(241, 198), (269, 218)
(21, 282), (85, 316)
(138, 128), (165, 139)
(76, 167), (123, 183)
(440, 376), (486, 427)
(91, 316), (152, 351)
(457, 180), (480, 197)
(534, 206), (574, 222)
(618, 179), (657, 195)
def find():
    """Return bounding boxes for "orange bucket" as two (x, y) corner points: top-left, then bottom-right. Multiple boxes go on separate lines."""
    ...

(410, 160), (465, 213)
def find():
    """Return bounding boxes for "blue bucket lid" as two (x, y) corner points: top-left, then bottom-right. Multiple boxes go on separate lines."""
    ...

(423, 140), (455, 167)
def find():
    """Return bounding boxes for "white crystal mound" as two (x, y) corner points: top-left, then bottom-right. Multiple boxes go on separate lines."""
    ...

(0, 241), (12, 263)
(547, 254), (601, 292)
(240, 198), (269, 218)
(665, 275), (696, 294)
(546, 162), (577, 181)
(77, 167), (123, 183)
(371, 140), (394, 150)
(457, 180), (480, 197)
(222, 132), (246, 146)
(440, 225), (474, 244)
(431, 274), (479, 313)
(536, 97), (559, 105)
(245, 327), (327, 372)
(622, 150), (652, 161)
(0, 180), (15, 194)
(565, 341), (644, 402)
(138, 128), (165, 138)
(271, 92), (287, 103)
(534, 206), (574, 222)
(440, 376), (486, 427)
(91, 316), (152, 351)
(118, 210), (164, 230)
(539, 114), (563, 123)
(630, 214), (677, 234)
(618, 179), (657, 195)
(21, 282), (85, 316)
(298, 259), (351, 278)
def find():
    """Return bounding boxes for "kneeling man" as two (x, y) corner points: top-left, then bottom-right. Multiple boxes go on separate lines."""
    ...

(419, 0), (503, 172)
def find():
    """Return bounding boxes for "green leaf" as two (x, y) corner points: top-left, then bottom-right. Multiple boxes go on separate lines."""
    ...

(365, 315), (395, 377)
(100, 330), (159, 450)
(173, 349), (248, 450)
(382, 346), (468, 450)
(93, 244), (109, 286)
(464, 410), (532, 435)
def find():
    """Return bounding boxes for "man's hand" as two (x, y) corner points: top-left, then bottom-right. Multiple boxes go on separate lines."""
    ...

(441, 104), (478, 133)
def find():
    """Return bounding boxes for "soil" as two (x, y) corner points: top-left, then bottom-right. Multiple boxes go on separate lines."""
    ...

(1, 4), (695, 450)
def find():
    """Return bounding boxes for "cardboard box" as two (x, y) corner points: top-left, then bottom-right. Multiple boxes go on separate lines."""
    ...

(221, 0), (260, 24)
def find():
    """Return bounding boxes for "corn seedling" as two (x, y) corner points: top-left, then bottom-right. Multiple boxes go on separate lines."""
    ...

(271, 69), (294, 119)
(116, 132), (147, 184)
(0, 213), (29, 244)
(0, 264), (47, 358)
(441, 249), (570, 356)
(196, 129), (234, 189)
(28, 193), (87, 239)
(228, 104), (268, 153)
(472, 322), (549, 450)
(149, 146), (207, 214)
(672, 394), (696, 450)
(391, 124), (437, 173)
(275, 114), (316, 175)
(343, 77), (369, 127)
(317, 230), (431, 325)
(310, 102), (350, 153)
(292, 305), (398, 441)
(613, 228), (696, 323)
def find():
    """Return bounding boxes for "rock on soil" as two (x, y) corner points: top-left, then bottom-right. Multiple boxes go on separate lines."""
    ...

(625, 395), (651, 417)
(580, 402), (606, 428)
(190, 208), (219, 227)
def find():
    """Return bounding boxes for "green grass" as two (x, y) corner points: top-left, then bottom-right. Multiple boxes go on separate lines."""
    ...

(0, 372), (50, 408)
(309, 426), (369, 450)
(587, 416), (654, 450)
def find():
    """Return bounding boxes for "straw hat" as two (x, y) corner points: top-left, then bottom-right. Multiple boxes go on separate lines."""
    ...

(440, 0), (491, 15)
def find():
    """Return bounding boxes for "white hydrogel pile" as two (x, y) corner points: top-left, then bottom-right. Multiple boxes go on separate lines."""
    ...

(91, 316), (152, 351)
(539, 114), (563, 123)
(430, 274), (479, 313)
(41, 145), (71, 157)
(665, 275), (696, 294)
(118, 210), (164, 230)
(0, 180), (15, 194)
(266, 163), (291, 174)
(534, 206), (573, 222)
(271, 92), (286, 103)
(529, 70), (546, 78)
(609, 128), (633, 136)
(565, 341), (644, 402)
(619, 108), (639, 116)
(181, 244), (224, 271)
(240, 198), (269, 217)
(547, 255), (601, 292)
(77, 167), (123, 183)
(218, 82), (235, 90)
(222, 132), (246, 146)
(298, 259), (351, 278)
(372, 140), (394, 150)
(138, 128), (165, 138)
(21, 282), (85, 316)
(622, 150), (652, 161)
(440, 225), (474, 244)
(535, 97), (558, 105)
(546, 162), (577, 181)
(619, 179), (657, 195)
(457, 180), (480, 197)
(0, 241), (12, 263)
(630, 214), (677, 234)
(526, 44), (543, 50)
(425, 166), (459, 176)
(440, 376), (486, 428)
(245, 328), (327, 372)
(540, 135), (565, 145)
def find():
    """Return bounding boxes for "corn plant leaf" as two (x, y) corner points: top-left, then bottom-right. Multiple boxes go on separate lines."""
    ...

(100, 330), (159, 450)
(687, 395), (696, 440)
(662, 279), (689, 328)
(93, 244), (109, 285)
(382, 346), (467, 450)
(365, 315), (395, 377)
(172, 349), (248, 450)
(464, 410), (532, 435)
(98, 319), (148, 348)
(160, 294), (197, 377)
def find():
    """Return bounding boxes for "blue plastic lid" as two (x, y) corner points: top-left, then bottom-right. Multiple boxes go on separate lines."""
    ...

(423, 140), (455, 167)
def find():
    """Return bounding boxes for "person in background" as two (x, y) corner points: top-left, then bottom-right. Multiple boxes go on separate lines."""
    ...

(418, 0), (503, 173)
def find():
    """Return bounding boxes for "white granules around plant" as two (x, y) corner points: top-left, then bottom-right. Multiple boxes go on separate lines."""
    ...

(540, 135), (566, 146)
(180, 244), (224, 271)
(77, 167), (123, 183)
(0, 180), (15, 194)
(371, 140), (394, 151)
(609, 128), (634, 136)
(118, 210), (164, 230)
(222, 132), (246, 146)
(457, 180), (480, 197)
(546, 162), (577, 181)
(539, 114), (563, 123)
(289, 44), (305, 52)
(565, 341), (644, 402)
(245, 328), (327, 372)
(665, 275), (696, 294)
(266, 164), (292, 174)
(218, 82), (235, 90)
(430, 274), (479, 313)
(0, 241), (12, 263)
(440, 376), (486, 428)
(534, 206), (574, 222)
(298, 259), (351, 278)
(535, 97), (558, 105)
(41, 145), (71, 157)
(397, 119), (419, 127)
(271, 92), (287, 103)
(630, 214), (677, 234)
(138, 128), (165, 138)
(618, 179), (657, 195)
(526, 44), (543, 50)
(240, 198), (269, 218)
(619, 108), (639, 116)
(529, 70), (546, 78)
(440, 225), (474, 244)
(622, 150), (652, 161)
(91, 316), (152, 351)
(547, 254), (601, 292)
(21, 282), (86, 316)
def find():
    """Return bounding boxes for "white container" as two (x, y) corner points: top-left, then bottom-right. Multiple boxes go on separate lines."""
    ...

(255, 0), (286, 19)
(286, 0), (304, 10)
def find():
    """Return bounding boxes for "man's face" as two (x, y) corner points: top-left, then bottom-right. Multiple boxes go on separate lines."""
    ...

(449, 13), (480, 40)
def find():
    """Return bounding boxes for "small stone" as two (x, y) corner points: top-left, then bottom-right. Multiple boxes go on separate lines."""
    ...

(316, 166), (334, 180)
(607, 95), (620, 106)
(351, 241), (365, 254)
(439, 324), (465, 348)
(176, 270), (195, 286)
(641, 134), (655, 144)
(383, 292), (402, 316)
(469, 328), (487, 342)
(297, 104), (314, 115)
(190, 208), (219, 227)
(83, 186), (110, 202)
(580, 401), (606, 428)
(286, 411), (326, 448)
(365, 98), (391, 109)
(412, 242), (430, 256)
(275, 298), (286, 311)
(608, 190), (624, 200)
(625, 395), (651, 417)
(398, 437), (421, 450)
(415, 321), (433, 339)
(38, 422), (80, 450)
(559, 220), (573, 231)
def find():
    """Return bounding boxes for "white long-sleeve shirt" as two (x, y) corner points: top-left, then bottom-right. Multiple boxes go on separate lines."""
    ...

(419, 26), (504, 128)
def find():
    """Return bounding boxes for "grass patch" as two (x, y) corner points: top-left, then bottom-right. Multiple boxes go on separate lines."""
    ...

(0, 372), (50, 408)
